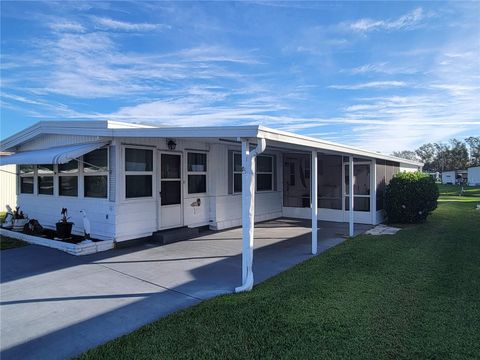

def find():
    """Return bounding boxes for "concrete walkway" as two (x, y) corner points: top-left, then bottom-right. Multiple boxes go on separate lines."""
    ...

(0, 219), (370, 360)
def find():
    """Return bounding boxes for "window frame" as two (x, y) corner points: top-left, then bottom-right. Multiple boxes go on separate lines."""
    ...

(124, 146), (155, 200)
(37, 164), (55, 196)
(256, 154), (274, 192)
(16, 146), (110, 199)
(232, 152), (275, 193)
(58, 158), (79, 197)
(19, 165), (35, 195)
(83, 148), (109, 199)
(186, 151), (207, 195)
(233, 152), (243, 194)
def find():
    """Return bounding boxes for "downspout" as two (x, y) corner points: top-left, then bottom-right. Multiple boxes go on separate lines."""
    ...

(235, 137), (266, 293)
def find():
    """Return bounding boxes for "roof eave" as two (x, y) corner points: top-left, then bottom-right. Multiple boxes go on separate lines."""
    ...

(257, 125), (423, 167)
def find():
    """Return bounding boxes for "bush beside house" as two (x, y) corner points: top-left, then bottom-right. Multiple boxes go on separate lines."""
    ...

(385, 172), (439, 223)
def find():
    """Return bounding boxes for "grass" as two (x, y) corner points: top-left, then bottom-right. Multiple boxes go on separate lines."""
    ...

(1, 211), (28, 250)
(78, 185), (479, 359)
(0, 236), (28, 250)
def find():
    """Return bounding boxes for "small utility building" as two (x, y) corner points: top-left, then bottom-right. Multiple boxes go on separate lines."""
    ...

(468, 166), (480, 186)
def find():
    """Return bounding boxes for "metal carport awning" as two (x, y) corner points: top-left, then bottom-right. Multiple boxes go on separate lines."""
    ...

(0, 141), (109, 165)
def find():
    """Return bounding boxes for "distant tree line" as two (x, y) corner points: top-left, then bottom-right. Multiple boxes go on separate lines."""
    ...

(392, 136), (480, 172)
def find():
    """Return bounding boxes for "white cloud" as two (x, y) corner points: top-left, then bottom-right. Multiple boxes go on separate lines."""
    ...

(347, 8), (425, 32)
(329, 81), (406, 90)
(429, 84), (480, 96)
(8, 30), (261, 98)
(92, 16), (170, 31)
(344, 63), (418, 75)
(173, 46), (261, 64)
(49, 21), (86, 33)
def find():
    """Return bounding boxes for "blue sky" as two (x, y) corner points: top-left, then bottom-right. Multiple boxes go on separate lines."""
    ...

(1, 1), (479, 152)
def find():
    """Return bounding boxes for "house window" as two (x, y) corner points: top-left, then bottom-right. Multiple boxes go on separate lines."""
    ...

(125, 148), (153, 198)
(256, 155), (273, 191)
(233, 153), (243, 193)
(59, 160), (78, 196)
(19, 165), (34, 194)
(37, 164), (54, 195)
(83, 148), (108, 198)
(233, 153), (274, 192)
(187, 152), (207, 194)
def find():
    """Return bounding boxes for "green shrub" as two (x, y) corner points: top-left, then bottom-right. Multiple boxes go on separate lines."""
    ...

(385, 172), (439, 223)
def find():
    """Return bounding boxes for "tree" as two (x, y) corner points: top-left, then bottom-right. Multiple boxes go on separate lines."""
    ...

(465, 136), (480, 167)
(415, 143), (436, 171)
(433, 143), (449, 172)
(446, 139), (469, 170)
(391, 150), (419, 161)
(392, 137), (478, 172)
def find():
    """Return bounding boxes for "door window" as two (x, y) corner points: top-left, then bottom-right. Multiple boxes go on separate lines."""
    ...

(161, 154), (181, 205)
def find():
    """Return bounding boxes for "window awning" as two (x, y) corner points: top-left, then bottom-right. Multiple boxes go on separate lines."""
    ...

(0, 141), (109, 165)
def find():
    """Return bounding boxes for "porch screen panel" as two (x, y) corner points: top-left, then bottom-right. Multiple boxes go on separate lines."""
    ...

(227, 150), (234, 194)
(283, 154), (310, 207)
(376, 160), (386, 210)
(317, 154), (342, 209)
(376, 160), (400, 210)
(109, 145), (116, 202)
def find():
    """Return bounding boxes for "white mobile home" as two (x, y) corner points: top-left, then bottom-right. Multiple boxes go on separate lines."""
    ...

(442, 171), (456, 185)
(468, 166), (480, 186)
(0, 121), (421, 290)
(0, 163), (17, 208)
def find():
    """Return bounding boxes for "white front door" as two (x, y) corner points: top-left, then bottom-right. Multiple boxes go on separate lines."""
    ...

(159, 152), (183, 229)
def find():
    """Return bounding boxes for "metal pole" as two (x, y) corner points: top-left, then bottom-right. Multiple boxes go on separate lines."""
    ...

(311, 151), (318, 254)
(349, 155), (354, 237)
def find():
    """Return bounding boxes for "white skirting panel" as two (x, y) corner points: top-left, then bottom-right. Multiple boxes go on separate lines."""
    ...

(211, 210), (282, 231)
(282, 207), (374, 225)
(375, 210), (386, 225)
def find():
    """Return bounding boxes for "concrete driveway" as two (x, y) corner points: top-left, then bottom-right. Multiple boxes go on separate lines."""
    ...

(0, 219), (370, 360)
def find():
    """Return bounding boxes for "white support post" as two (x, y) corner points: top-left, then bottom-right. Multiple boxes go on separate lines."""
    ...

(349, 155), (354, 237)
(311, 151), (318, 255)
(240, 139), (250, 285)
(370, 160), (377, 225)
(236, 138), (266, 293)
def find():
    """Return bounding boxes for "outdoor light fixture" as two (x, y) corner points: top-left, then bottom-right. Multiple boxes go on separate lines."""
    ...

(167, 139), (176, 150)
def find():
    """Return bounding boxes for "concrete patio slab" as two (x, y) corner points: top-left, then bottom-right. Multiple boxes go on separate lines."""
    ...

(1, 218), (370, 360)
(365, 224), (401, 235)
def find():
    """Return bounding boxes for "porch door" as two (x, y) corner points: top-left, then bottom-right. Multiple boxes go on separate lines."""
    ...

(159, 153), (183, 229)
(343, 162), (371, 223)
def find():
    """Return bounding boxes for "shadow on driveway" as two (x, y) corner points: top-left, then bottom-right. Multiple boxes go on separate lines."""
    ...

(0, 218), (371, 360)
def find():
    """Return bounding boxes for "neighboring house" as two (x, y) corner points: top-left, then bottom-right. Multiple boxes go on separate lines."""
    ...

(468, 166), (480, 186)
(442, 171), (456, 185)
(0, 153), (17, 209)
(0, 121), (422, 290)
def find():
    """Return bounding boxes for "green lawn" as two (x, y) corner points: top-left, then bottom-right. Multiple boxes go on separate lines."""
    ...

(79, 185), (480, 359)
(1, 211), (28, 250)
(0, 236), (28, 250)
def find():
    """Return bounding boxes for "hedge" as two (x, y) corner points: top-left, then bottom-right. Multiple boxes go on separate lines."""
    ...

(385, 172), (439, 223)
